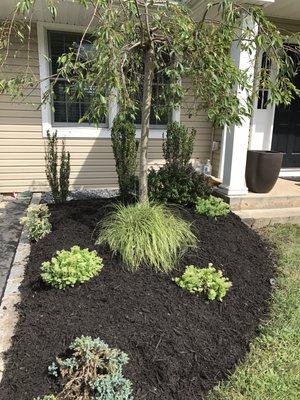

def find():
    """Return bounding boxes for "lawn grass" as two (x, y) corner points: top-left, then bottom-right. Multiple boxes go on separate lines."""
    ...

(207, 224), (300, 400)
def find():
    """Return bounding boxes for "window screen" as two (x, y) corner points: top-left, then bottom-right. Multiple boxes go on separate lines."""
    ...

(134, 71), (171, 126)
(48, 31), (105, 125)
(257, 52), (272, 110)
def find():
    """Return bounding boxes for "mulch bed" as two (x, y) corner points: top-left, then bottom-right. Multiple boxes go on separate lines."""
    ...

(0, 198), (275, 400)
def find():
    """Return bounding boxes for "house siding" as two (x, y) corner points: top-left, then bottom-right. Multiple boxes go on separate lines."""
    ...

(0, 25), (214, 193)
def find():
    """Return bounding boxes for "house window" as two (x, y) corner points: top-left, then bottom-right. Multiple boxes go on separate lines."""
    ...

(48, 31), (106, 125)
(134, 71), (171, 127)
(257, 52), (272, 110)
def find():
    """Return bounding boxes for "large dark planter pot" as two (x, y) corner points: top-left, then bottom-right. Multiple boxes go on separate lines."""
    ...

(246, 150), (283, 193)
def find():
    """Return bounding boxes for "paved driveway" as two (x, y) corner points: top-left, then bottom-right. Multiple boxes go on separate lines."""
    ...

(0, 194), (30, 300)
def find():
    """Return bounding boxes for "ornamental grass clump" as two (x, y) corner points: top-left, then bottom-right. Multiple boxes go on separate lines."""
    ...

(196, 195), (230, 218)
(41, 336), (133, 400)
(96, 202), (197, 272)
(20, 204), (51, 242)
(41, 246), (103, 289)
(174, 264), (232, 301)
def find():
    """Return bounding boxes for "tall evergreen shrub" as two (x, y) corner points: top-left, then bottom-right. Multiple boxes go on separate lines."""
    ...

(45, 130), (70, 204)
(111, 116), (138, 201)
(163, 122), (196, 166)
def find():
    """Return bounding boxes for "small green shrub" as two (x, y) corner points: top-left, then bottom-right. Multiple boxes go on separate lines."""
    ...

(96, 202), (197, 272)
(111, 116), (138, 201)
(41, 246), (103, 289)
(174, 264), (232, 301)
(163, 122), (196, 166)
(46, 336), (133, 400)
(20, 204), (51, 242)
(196, 195), (230, 217)
(148, 163), (212, 205)
(45, 130), (70, 204)
(33, 396), (56, 400)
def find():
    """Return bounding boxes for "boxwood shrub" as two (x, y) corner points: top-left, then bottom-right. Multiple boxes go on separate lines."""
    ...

(148, 163), (212, 206)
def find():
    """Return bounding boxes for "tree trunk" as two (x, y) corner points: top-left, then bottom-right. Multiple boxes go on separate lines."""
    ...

(139, 44), (155, 202)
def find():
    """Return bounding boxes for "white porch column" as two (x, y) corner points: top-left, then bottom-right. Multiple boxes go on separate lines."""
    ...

(218, 16), (258, 196)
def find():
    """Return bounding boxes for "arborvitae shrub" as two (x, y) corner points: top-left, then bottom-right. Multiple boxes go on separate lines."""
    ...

(163, 122), (196, 166)
(111, 116), (138, 201)
(45, 130), (70, 204)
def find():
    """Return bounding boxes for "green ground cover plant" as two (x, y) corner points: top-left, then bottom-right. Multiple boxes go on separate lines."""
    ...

(20, 204), (51, 242)
(41, 246), (103, 289)
(196, 195), (230, 218)
(208, 225), (300, 400)
(96, 202), (197, 272)
(37, 336), (133, 400)
(174, 263), (232, 301)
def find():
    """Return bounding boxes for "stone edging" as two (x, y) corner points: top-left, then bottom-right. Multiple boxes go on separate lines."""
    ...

(0, 193), (41, 382)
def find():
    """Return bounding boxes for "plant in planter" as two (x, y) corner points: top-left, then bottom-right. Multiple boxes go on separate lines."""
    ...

(195, 195), (230, 218)
(174, 264), (232, 301)
(96, 202), (197, 272)
(246, 150), (284, 193)
(37, 336), (133, 400)
(41, 246), (103, 289)
(20, 204), (51, 242)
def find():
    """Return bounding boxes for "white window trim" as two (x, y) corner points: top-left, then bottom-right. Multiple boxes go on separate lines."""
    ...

(37, 22), (180, 139)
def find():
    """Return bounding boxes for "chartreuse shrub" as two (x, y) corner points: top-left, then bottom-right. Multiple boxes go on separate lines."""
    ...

(33, 396), (56, 400)
(36, 336), (133, 400)
(96, 202), (197, 272)
(41, 246), (103, 289)
(174, 263), (232, 301)
(20, 204), (51, 242)
(196, 195), (230, 218)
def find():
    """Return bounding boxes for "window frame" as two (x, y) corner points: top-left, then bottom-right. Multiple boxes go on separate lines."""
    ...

(37, 22), (180, 139)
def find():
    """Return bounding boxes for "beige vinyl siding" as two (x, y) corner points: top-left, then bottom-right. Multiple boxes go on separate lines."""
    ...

(0, 25), (213, 193)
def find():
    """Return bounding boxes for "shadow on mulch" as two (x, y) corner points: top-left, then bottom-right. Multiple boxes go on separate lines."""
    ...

(0, 198), (275, 400)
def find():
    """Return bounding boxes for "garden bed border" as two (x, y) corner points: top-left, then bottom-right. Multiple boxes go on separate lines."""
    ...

(0, 193), (41, 382)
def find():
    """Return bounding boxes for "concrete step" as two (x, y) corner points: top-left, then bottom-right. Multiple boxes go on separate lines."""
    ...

(228, 195), (300, 211)
(235, 207), (300, 228)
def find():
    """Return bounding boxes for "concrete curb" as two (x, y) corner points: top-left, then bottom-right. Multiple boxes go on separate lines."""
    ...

(0, 193), (41, 382)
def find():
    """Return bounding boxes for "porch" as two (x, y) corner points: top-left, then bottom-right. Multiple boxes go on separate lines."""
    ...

(217, 178), (300, 227)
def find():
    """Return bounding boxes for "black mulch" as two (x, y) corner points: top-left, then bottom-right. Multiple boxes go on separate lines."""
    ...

(0, 198), (275, 400)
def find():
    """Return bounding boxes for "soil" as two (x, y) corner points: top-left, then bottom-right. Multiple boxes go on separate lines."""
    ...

(0, 199), (275, 400)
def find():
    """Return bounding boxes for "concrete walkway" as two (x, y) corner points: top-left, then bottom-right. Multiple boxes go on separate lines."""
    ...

(0, 194), (31, 300)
